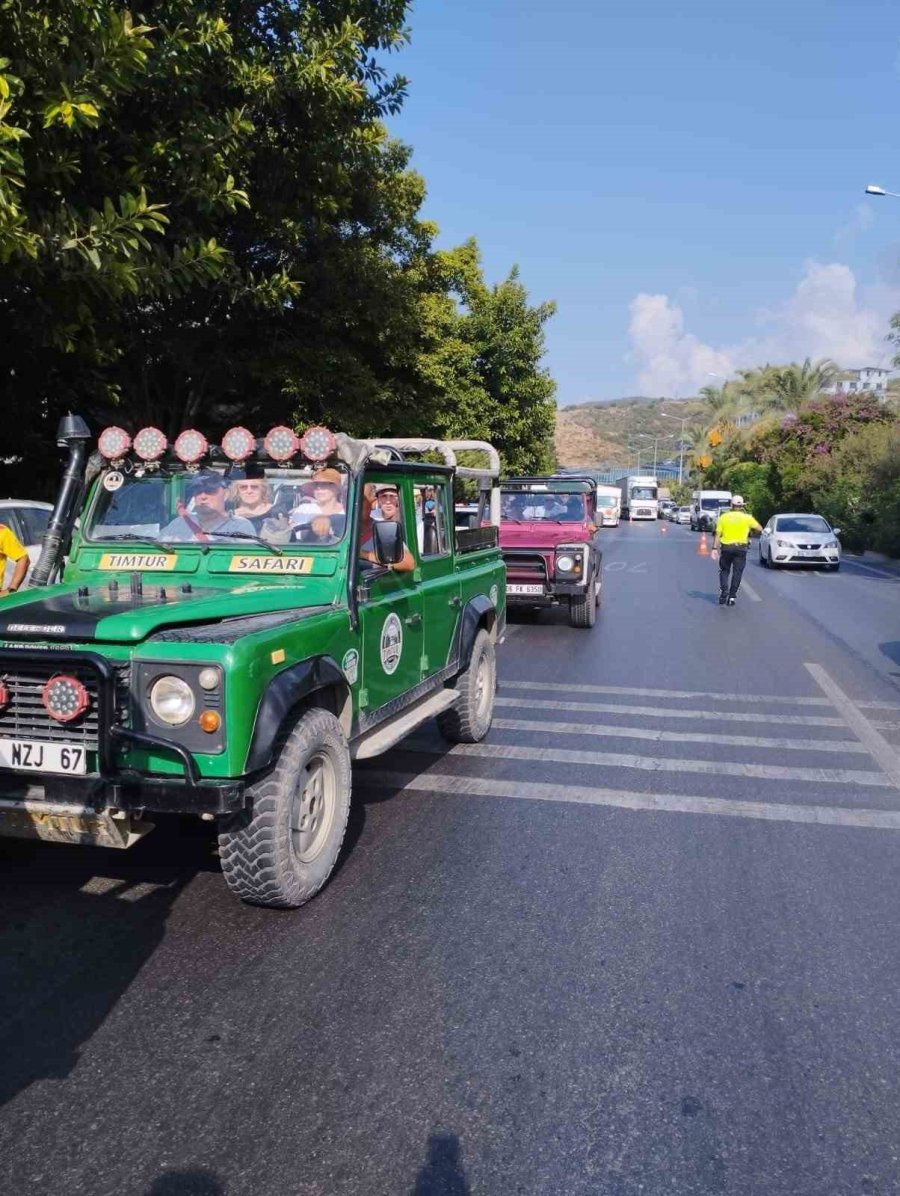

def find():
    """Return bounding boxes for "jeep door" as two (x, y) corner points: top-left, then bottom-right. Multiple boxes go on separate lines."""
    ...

(356, 475), (424, 713)
(413, 479), (459, 676)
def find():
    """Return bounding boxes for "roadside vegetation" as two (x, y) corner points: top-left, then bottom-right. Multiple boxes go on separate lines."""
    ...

(693, 382), (899, 557)
(0, 2), (556, 494)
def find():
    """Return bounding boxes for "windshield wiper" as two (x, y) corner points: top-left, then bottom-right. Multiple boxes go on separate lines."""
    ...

(99, 531), (208, 555)
(213, 530), (284, 556)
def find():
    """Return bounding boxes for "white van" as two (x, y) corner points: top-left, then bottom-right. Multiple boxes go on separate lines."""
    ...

(690, 490), (731, 532)
(594, 484), (621, 527)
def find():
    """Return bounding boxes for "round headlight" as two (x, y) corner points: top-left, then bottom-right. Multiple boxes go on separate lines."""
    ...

(556, 554), (575, 572)
(149, 675), (195, 726)
(198, 667), (220, 691)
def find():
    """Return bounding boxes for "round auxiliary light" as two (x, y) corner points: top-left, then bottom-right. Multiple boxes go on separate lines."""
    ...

(0, 679), (9, 712)
(42, 674), (90, 723)
(221, 426), (256, 462)
(174, 429), (209, 465)
(300, 425), (336, 462)
(98, 426), (132, 460)
(264, 425), (300, 462)
(133, 426), (168, 461)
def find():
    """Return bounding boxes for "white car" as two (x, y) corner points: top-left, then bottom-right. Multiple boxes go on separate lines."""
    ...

(674, 506), (692, 525)
(0, 499), (52, 588)
(759, 513), (841, 571)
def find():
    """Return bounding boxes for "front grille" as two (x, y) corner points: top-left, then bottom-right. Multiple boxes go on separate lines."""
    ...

(502, 552), (549, 581)
(0, 661), (126, 748)
(796, 543), (822, 551)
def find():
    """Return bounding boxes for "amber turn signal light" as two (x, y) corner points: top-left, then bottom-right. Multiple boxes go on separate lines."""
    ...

(199, 710), (221, 733)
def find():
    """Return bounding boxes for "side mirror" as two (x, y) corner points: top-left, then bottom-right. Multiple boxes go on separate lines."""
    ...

(832, 527), (841, 537)
(372, 519), (404, 565)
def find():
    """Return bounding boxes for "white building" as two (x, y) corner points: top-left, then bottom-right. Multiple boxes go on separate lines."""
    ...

(824, 366), (891, 397)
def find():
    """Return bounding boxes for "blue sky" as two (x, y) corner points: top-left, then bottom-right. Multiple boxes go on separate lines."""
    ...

(387, 0), (900, 405)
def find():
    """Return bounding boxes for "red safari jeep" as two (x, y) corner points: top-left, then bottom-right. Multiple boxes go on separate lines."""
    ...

(499, 476), (602, 628)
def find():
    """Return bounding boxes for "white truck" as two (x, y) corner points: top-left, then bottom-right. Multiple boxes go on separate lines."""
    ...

(615, 475), (659, 521)
(594, 483), (621, 527)
(690, 489), (732, 532)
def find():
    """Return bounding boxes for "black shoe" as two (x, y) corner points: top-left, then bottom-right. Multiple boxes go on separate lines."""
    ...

(727, 597), (736, 606)
(718, 593), (727, 605)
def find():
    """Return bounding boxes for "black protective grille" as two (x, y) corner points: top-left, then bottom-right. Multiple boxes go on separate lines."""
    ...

(0, 661), (128, 747)
(503, 553), (548, 580)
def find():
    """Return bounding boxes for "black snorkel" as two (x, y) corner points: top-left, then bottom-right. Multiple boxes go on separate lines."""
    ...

(30, 414), (93, 587)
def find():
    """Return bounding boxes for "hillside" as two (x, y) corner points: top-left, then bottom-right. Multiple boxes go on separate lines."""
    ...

(555, 396), (707, 468)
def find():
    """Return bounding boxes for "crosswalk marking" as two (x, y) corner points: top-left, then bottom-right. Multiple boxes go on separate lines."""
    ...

(491, 716), (868, 754)
(399, 738), (892, 788)
(501, 680), (833, 706)
(357, 769), (900, 832)
(496, 696), (847, 728)
(805, 663), (900, 790)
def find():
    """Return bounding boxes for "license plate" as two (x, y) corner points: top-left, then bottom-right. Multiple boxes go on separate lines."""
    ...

(0, 738), (87, 775)
(798, 551), (820, 558)
(508, 584), (545, 596)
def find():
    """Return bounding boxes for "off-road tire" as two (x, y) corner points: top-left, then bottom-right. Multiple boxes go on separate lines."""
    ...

(438, 627), (496, 743)
(595, 572), (602, 607)
(218, 708), (351, 909)
(569, 582), (597, 628)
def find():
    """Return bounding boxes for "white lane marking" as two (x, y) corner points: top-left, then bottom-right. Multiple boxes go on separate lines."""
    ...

(358, 770), (900, 832)
(491, 717), (868, 754)
(859, 700), (900, 711)
(502, 681), (831, 707)
(844, 560), (900, 580)
(400, 739), (891, 788)
(496, 696), (846, 728)
(805, 663), (900, 789)
(741, 580), (762, 602)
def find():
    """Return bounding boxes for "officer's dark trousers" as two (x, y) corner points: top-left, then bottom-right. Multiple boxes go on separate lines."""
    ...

(719, 545), (748, 599)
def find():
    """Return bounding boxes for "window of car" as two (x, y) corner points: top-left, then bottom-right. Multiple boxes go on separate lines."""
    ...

(774, 515), (830, 534)
(414, 483), (450, 557)
(17, 506), (51, 545)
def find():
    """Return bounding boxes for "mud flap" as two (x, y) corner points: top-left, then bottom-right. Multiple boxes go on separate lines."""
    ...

(0, 801), (155, 849)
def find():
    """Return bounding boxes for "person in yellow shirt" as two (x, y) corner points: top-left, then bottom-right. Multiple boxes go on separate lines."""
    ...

(0, 522), (30, 597)
(711, 496), (762, 606)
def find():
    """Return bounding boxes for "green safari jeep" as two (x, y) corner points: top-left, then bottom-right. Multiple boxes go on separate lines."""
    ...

(0, 419), (505, 908)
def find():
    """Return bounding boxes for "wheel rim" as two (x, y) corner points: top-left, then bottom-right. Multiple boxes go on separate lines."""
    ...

(474, 651), (494, 723)
(291, 750), (337, 863)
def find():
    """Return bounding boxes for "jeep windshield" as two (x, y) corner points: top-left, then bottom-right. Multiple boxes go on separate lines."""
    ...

(501, 492), (587, 522)
(84, 465), (350, 547)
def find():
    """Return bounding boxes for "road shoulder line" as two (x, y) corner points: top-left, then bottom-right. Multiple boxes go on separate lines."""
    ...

(805, 662), (900, 789)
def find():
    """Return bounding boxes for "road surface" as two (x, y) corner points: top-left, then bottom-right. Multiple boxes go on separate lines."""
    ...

(2, 521), (899, 1196)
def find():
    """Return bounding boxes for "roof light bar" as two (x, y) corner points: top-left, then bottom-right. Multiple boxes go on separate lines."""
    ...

(300, 425), (336, 462)
(221, 426), (256, 462)
(98, 426), (132, 460)
(264, 425), (300, 462)
(133, 426), (168, 461)
(174, 429), (209, 465)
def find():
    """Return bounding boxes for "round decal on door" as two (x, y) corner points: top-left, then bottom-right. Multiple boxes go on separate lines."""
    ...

(489, 584), (499, 607)
(380, 613), (403, 675)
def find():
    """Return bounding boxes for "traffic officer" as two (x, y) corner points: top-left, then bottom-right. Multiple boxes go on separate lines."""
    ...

(711, 495), (762, 606)
(0, 521), (30, 598)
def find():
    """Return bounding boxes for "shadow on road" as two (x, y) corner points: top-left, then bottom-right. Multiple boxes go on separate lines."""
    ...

(148, 1170), (225, 1195)
(880, 642), (900, 677)
(686, 589), (721, 606)
(412, 1132), (470, 1195)
(0, 819), (216, 1109)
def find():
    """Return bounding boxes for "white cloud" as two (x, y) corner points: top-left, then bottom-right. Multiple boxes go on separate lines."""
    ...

(627, 260), (900, 395)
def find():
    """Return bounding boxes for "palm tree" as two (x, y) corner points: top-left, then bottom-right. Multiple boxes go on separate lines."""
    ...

(768, 357), (840, 410)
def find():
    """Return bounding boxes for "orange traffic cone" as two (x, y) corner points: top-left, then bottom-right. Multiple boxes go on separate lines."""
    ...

(698, 532), (709, 556)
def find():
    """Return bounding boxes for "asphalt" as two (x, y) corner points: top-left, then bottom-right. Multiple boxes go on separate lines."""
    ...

(2, 522), (900, 1196)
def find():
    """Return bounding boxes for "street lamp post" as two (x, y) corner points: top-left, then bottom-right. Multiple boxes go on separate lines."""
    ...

(660, 411), (689, 485)
(865, 184), (900, 198)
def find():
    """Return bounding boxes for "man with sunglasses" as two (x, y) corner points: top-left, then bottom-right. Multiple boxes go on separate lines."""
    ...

(359, 483), (415, 572)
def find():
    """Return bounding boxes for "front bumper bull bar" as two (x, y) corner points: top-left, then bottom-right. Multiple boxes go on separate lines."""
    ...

(0, 648), (245, 829)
